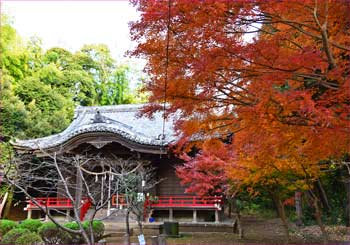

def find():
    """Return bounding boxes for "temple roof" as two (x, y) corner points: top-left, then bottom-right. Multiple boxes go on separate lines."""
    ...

(12, 104), (177, 152)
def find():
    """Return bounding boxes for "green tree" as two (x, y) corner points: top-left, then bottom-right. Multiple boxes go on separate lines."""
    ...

(0, 76), (28, 140)
(78, 44), (135, 105)
(0, 15), (30, 81)
(1, 15), (139, 141)
(43, 47), (96, 106)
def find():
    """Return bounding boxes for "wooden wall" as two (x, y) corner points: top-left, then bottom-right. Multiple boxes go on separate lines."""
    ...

(71, 141), (187, 196)
(153, 157), (187, 196)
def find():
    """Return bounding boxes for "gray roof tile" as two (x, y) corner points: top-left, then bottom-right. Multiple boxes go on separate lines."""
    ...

(12, 104), (178, 150)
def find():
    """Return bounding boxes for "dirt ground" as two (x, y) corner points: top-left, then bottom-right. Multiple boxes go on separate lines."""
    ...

(166, 216), (349, 244)
(106, 216), (350, 244)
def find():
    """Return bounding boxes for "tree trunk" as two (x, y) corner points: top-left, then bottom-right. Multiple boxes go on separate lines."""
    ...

(137, 213), (144, 235)
(138, 222), (143, 236)
(87, 218), (96, 244)
(278, 200), (290, 242)
(272, 193), (290, 242)
(0, 192), (8, 218)
(345, 180), (350, 227)
(125, 209), (131, 245)
(228, 200), (232, 218)
(3, 186), (13, 219)
(231, 197), (243, 238)
(316, 179), (330, 213)
(295, 191), (303, 226)
(313, 197), (329, 244)
(81, 229), (92, 245)
(75, 164), (83, 218)
(236, 212), (243, 239)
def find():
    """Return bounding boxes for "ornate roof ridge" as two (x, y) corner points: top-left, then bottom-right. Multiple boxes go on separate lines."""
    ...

(12, 103), (177, 152)
(74, 104), (144, 116)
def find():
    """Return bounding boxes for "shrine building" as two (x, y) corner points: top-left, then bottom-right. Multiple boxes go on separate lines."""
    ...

(11, 104), (223, 223)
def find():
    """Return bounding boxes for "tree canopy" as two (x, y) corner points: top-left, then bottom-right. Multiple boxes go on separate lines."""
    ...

(0, 15), (140, 141)
(130, 0), (350, 237)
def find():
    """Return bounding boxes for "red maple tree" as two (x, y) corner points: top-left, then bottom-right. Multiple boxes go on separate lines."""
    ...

(130, 0), (350, 241)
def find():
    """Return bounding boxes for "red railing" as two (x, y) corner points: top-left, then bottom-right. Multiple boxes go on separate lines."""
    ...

(26, 197), (91, 209)
(111, 195), (223, 210)
(27, 195), (223, 211)
(26, 197), (91, 221)
(149, 195), (223, 209)
(27, 197), (74, 208)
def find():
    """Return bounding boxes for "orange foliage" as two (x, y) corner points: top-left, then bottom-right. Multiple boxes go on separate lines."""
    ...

(130, 0), (350, 196)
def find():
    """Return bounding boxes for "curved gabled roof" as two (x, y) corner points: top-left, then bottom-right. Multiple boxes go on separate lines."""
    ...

(12, 104), (178, 152)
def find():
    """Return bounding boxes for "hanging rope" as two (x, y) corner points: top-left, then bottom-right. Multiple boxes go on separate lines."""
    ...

(161, 0), (172, 146)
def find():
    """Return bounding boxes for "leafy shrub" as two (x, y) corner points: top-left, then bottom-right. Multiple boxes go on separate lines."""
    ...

(0, 219), (17, 236)
(62, 220), (105, 243)
(1, 228), (30, 244)
(63, 221), (79, 230)
(38, 222), (71, 244)
(63, 222), (83, 244)
(18, 219), (43, 233)
(83, 220), (105, 241)
(15, 232), (42, 245)
(323, 204), (346, 225)
(301, 205), (317, 226)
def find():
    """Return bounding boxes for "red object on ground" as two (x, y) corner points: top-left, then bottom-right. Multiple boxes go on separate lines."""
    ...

(80, 199), (91, 221)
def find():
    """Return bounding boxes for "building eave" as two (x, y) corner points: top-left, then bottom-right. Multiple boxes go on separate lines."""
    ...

(11, 104), (178, 155)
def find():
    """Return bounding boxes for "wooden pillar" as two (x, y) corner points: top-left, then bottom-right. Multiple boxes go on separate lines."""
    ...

(169, 208), (173, 221)
(45, 210), (50, 222)
(27, 209), (32, 219)
(215, 209), (219, 223)
(66, 209), (70, 221)
(192, 210), (197, 223)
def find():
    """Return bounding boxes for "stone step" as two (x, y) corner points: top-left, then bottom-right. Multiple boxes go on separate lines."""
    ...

(84, 208), (137, 221)
(104, 228), (135, 234)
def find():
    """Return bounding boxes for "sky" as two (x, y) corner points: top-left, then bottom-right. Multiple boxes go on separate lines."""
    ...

(2, 0), (141, 63)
